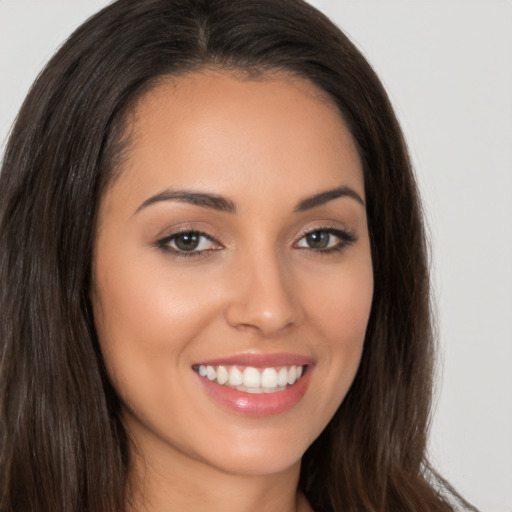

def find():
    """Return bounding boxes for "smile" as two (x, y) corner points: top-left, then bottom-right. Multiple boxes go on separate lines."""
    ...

(194, 364), (305, 393)
(192, 354), (314, 416)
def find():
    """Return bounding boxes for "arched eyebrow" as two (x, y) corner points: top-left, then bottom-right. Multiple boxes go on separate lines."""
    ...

(294, 186), (365, 211)
(134, 190), (236, 215)
(134, 184), (364, 216)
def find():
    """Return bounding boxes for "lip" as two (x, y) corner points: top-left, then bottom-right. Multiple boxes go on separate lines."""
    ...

(193, 352), (315, 416)
(194, 352), (314, 368)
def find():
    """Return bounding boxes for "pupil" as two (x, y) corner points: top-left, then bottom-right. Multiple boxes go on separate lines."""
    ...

(306, 231), (329, 249)
(175, 233), (200, 251)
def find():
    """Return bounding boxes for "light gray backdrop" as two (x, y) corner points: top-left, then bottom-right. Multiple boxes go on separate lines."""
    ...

(1, 1), (511, 511)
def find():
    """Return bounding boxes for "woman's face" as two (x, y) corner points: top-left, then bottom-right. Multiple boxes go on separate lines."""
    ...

(92, 71), (373, 478)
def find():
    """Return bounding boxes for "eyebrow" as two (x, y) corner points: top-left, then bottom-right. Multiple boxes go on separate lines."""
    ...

(135, 190), (236, 214)
(294, 186), (365, 211)
(135, 185), (364, 216)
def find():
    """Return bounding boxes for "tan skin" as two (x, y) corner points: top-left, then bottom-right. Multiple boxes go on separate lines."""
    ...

(92, 71), (373, 512)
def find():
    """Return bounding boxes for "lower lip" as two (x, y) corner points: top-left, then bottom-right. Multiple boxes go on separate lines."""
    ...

(197, 367), (313, 416)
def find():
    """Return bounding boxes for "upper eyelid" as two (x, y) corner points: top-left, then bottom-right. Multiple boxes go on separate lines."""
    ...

(159, 230), (218, 245)
(158, 225), (217, 242)
(164, 228), (212, 239)
(294, 227), (357, 248)
(295, 225), (352, 240)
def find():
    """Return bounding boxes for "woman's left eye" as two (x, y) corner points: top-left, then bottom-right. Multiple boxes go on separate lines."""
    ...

(295, 228), (355, 251)
(156, 231), (219, 255)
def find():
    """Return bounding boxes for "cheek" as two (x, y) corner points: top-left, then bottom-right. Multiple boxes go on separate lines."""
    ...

(91, 255), (227, 443)
(299, 256), (373, 412)
(303, 254), (373, 343)
(96, 243), (218, 327)
(91, 247), (222, 385)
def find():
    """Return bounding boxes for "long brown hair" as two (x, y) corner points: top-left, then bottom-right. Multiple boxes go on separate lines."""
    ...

(0, 1), (477, 511)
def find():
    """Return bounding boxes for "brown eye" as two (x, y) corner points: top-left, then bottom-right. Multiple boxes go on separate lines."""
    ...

(304, 231), (330, 249)
(157, 231), (220, 255)
(173, 232), (202, 251)
(296, 228), (356, 252)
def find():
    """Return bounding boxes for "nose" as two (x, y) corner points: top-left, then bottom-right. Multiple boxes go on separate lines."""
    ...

(224, 250), (304, 337)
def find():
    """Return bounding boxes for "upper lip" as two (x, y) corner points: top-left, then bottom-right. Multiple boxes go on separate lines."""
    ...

(193, 352), (315, 368)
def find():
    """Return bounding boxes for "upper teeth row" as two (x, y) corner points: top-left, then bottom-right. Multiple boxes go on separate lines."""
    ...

(197, 365), (304, 389)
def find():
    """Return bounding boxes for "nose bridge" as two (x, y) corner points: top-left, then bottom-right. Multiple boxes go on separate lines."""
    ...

(225, 242), (302, 335)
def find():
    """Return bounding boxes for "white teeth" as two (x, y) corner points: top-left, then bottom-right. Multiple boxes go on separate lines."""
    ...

(244, 387), (262, 393)
(243, 367), (261, 388)
(261, 368), (278, 388)
(277, 367), (288, 387)
(228, 367), (243, 386)
(216, 365), (229, 385)
(197, 364), (305, 393)
(287, 366), (297, 385)
(206, 365), (216, 381)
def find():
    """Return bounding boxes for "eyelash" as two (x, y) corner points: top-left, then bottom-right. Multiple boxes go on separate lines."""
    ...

(294, 227), (356, 254)
(155, 228), (221, 258)
(155, 227), (356, 258)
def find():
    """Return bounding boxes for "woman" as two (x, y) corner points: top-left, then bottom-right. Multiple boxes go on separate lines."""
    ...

(0, 0), (477, 511)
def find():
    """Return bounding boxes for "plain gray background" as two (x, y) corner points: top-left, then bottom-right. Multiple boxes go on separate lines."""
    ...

(1, 1), (511, 511)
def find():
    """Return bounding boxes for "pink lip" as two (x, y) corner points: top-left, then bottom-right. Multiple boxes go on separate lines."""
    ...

(194, 352), (314, 368)
(194, 353), (315, 417)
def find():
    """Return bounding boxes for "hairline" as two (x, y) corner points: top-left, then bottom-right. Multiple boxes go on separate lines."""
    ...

(101, 65), (352, 192)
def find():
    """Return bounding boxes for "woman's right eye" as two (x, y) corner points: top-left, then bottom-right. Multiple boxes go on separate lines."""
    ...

(156, 231), (220, 256)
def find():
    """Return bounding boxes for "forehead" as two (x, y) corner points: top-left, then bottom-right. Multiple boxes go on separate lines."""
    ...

(106, 70), (364, 213)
